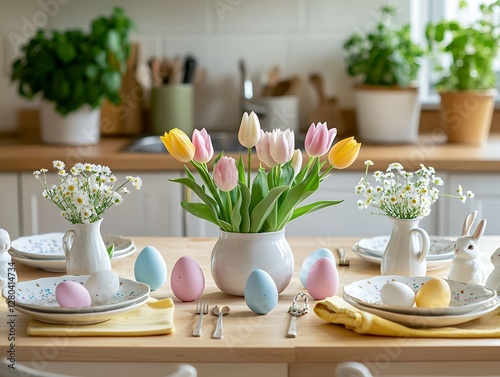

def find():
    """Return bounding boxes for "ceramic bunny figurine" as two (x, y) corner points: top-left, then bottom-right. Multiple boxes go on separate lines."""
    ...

(448, 211), (487, 285)
(485, 247), (500, 292)
(0, 228), (16, 290)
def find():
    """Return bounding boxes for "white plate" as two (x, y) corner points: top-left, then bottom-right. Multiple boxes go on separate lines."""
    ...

(14, 296), (149, 325)
(352, 246), (452, 271)
(344, 295), (500, 328)
(4, 275), (150, 313)
(357, 235), (455, 261)
(343, 275), (497, 316)
(9, 246), (136, 273)
(11, 233), (134, 260)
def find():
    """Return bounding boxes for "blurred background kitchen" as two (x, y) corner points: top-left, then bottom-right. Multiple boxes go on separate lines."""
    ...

(0, 0), (414, 136)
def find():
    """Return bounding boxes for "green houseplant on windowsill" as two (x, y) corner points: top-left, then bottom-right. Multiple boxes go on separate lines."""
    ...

(343, 5), (424, 144)
(10, 7), (135, 146)
(425, 0), (500, 145)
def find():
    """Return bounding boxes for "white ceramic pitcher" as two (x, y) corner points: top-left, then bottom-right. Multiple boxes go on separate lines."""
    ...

(63, 218), (111, 275)
(380, 217), (430, 277)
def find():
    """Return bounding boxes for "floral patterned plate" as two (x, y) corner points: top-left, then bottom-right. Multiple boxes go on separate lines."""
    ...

(11, 233), (134, 260)
(344, 295), (500, 328)
(357, 236), (456, 260)
(2, 275), (149, 313)
(343, 275), (497, 316)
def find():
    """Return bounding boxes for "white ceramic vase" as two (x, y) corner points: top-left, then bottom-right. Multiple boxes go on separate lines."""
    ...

(380, 217), (430, 277)
(354, 85), (421, 144)
(210, 230), (294, 296)
(62, 218), (111, 275)
(40, 101), (101, 145)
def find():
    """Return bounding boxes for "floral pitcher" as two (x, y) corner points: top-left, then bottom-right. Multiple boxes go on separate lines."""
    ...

(63, 218), (111, 275)
(381, 217), (430, 277)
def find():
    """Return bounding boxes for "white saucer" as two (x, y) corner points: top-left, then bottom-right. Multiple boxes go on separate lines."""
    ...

(5, 275), (150, 314)
(9, 246), (136, 272)
(14, 296), (149, 325)
(352, 246), (452, 271)
(11, 233), (134, 260)
(344, 295), (500, 328)
(357, 235), (455, 261)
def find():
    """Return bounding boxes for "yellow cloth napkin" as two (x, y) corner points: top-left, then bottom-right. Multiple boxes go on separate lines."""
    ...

(314, 296), (500, 338)
(27, 298), (175, 337)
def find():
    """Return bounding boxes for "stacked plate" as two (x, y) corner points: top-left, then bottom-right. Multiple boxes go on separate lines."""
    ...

(352, 235), (456, 271)
(343, 275), (500, 327)
(9, 233), (136, 272)
(2, 275), (150, 325)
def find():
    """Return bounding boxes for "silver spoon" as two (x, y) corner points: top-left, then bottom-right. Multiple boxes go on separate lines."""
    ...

(212, 305), (230, 339)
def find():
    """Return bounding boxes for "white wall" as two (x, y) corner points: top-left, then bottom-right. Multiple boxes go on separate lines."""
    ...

(0, 0), (410, 133)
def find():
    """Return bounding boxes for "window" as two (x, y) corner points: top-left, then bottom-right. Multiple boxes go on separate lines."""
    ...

(411, 0), (500, 106)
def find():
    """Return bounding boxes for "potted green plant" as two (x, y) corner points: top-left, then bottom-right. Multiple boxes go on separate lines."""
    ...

(10, 7), (135, 146)
(426, 0), (500, 145)
(343, 5), (424, 144)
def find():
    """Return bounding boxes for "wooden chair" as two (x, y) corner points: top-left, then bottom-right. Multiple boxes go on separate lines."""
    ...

(0, 359), (197, 377)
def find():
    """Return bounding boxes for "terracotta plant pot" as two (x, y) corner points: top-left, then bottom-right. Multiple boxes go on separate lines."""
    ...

(354, 85), (421, 144)
(439, 90), (496, 145)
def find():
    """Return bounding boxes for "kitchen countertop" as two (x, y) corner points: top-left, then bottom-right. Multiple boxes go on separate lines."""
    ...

(2, 134), (500, 172)
(6, 236), (500, 376)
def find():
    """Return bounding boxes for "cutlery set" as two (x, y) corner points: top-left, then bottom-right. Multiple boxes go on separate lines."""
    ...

(193, 301), (230, 339)
(193, 293), (309, 339)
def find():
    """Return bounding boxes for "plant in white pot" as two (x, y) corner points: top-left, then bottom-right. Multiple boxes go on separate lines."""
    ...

(343, 5), (424, 144)
(425, 0), (500, 145)
(10, 7), (135, 146)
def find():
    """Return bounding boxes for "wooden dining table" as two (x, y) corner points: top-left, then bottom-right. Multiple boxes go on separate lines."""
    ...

(4, 236), (500, 377)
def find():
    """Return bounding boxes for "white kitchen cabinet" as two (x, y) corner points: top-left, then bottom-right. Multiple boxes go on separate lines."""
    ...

(0, 173), (20, 239)
(20, 172), (183, 237)
(447, 173), (500, 239)
(184, 172), (440, 238)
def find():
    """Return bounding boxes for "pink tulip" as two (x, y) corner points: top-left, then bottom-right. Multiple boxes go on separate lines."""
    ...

(192, 128), (214, 163)
(213, 156), (238, 192)
(270, 129), (295, 164)
(304, 122), (337, 157)
(255, 131), (278, 168)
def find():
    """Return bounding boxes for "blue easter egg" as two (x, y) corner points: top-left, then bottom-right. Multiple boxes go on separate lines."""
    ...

(244, 269), (278, 315)
(300, 248), (335, 288)
(134, 246), (167, 290)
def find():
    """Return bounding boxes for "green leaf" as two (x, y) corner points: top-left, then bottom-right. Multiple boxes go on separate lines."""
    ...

(106, 30), (121, 53)
(290, 200), (343, 222)
(250, 169), (268, 213)
(231, 192), (242, 232)
(181, 202), (219, 227)
(250, 186), (288, 233)
(107, 244), (114, 259)
(102, 70), (122, 93)
(55, 40), (76, 63)
(170, 177), (219, 214)
(238, 182), (251, 233)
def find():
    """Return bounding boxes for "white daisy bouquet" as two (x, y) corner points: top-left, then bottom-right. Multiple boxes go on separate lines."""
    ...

(355, 160), (474, 219)
(33, 161), (142, 224)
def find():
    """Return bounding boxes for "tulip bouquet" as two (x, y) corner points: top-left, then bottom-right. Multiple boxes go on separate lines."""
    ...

(161, 112), (361, 233)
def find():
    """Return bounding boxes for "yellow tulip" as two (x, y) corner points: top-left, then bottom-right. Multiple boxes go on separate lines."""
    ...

(328, 136), (361, 169)
(160, 128), (195, 163)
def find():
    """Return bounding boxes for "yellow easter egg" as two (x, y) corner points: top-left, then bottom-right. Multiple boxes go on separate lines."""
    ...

(415, 277), (451, 308)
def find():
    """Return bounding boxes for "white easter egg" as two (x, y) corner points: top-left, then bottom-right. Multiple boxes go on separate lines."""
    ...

(134, 246), (167, 291)
(244, 269), (278, 315)
(84, 270), (120, 305)
(380, 281), (416, 307)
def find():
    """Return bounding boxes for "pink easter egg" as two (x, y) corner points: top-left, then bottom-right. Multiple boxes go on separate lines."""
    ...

(306, 257), (339, 300)
(55, 281), (91, 308)
(170, 256), (205, 302)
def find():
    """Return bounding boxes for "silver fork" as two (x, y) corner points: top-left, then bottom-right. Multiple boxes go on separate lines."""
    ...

(193, 300), (209, 337)
(336, 247), (350, 266)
